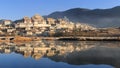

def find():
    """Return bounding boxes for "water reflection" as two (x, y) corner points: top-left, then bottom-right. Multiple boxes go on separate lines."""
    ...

(0, 41), (119, 68)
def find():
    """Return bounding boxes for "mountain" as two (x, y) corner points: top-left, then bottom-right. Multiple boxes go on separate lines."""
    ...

(46, 6), (120, 27)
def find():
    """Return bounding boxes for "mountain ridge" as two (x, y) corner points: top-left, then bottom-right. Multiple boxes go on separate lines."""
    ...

(46, 6), (120, 27)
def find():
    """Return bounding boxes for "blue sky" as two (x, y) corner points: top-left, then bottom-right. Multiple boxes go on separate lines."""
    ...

(0, 0), (120, 20)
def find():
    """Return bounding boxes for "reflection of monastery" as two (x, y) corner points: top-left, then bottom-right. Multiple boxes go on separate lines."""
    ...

(0, 41), (120, 68)
(0, 41), (94, 60)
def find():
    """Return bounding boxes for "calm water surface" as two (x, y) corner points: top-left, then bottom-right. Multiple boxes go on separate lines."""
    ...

(0, 41), (118, 68)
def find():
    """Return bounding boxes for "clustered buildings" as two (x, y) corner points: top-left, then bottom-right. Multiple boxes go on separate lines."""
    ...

(0, 14), (96, 37)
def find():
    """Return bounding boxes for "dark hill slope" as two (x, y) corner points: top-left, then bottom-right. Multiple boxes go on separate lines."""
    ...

(46, 6), (120, 27)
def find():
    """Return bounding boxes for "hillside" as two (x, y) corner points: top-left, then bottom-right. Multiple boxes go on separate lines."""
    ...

(46, 6), (120, 27)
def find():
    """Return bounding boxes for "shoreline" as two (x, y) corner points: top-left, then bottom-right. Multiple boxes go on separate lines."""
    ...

(0, 36), (120, 42)
(41, 37), (120, 41)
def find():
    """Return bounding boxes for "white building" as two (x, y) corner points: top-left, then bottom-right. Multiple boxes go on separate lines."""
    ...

(3, 20), (11, 25)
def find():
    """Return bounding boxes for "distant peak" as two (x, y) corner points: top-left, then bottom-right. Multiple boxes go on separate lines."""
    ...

(65, 8), (90, 12)
(111, 6), (120, 9)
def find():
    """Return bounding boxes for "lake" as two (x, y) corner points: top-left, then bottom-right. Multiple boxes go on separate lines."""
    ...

(0, 41), (118, 68)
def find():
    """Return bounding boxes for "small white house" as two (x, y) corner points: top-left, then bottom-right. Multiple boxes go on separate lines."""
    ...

(3, 20), (11, 25)
(26, 31), (33, 35)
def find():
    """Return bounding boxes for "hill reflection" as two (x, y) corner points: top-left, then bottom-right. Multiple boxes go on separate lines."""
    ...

(0, 41), (120, 68)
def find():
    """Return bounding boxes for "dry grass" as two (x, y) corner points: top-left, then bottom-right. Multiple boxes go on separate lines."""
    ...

(12, 36), (33, 42)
